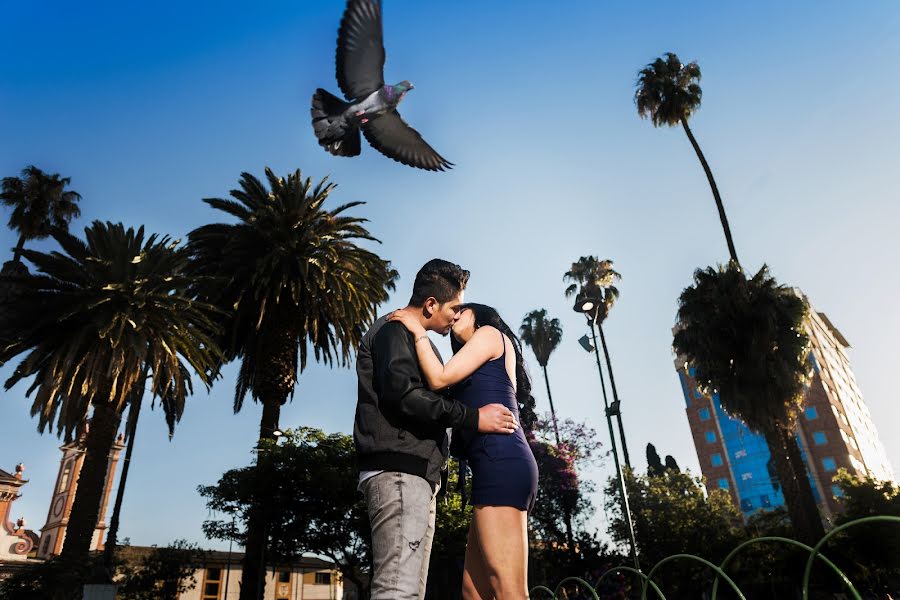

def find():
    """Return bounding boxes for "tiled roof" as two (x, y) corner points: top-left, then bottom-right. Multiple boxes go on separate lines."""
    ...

(0, 468), (21, 484)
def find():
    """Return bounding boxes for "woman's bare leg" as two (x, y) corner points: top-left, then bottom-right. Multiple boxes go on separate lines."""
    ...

(472, 505), (529, 599)
(462, 522), (492, 600)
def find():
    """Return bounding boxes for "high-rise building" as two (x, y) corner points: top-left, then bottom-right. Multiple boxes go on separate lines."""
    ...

(676, 291), (894, 520)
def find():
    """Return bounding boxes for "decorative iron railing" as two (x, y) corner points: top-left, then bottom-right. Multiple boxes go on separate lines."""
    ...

(530, 515), (900, 599)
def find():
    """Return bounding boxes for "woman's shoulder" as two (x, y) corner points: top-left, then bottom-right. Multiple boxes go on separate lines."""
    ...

(471, 326), (506, 352)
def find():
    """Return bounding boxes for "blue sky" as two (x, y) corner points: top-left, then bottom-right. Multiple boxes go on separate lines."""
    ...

(2, 1), (898, 550)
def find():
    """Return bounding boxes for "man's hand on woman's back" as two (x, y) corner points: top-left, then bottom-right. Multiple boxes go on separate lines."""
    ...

(477, 403), (519, 434)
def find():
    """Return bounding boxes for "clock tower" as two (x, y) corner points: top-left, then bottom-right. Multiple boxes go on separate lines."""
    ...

(37, 425), (124, 558)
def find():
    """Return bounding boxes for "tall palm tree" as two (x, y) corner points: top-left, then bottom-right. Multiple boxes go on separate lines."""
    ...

(187, 167), (397, 600)
(519, 309), (563, 445)
(672, 262), (825, 544)
(519, 309), (575, 554)
(0, 165), (82, 266)
(563, 257), (631, 467)
(635, 52), (739, 265)
(0, 221), (222, 567)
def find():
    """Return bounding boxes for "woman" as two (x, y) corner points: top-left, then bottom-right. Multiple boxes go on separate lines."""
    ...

(389, 303), (538, 600)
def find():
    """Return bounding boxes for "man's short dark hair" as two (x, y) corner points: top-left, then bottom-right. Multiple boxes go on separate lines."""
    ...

(409, 259), (470, 306)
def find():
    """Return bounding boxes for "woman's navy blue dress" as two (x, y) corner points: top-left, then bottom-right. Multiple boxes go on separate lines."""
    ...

(454, 332), (539, 512)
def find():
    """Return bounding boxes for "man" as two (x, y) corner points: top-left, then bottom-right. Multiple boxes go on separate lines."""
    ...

(354, 258), (518, 599)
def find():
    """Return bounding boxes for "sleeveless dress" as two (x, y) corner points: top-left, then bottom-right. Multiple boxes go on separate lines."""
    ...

(453, 331), (539, 512)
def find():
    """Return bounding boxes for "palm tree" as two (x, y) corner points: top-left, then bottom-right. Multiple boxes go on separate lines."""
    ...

(0, 165), (82, 266)
(187, 167), (397, 600)
(672, 262), (825, 544)
(0, 221), (222, 568)
(635, 52), (739, 265)
(563, 257), (630, 467)
(520, 309), (575, 553)
(519, 309), (563, 445)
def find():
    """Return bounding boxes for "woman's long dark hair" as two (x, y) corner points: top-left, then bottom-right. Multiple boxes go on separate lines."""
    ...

(451, 303), (533, 416)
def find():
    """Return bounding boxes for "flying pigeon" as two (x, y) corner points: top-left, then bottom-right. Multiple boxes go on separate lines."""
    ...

(311, 0), (453, 171)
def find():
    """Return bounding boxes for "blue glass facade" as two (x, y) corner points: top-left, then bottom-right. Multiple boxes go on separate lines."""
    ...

(705, 394), (821, 518)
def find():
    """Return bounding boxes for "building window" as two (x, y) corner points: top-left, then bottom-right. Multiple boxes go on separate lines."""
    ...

(805, 406), (818, 420)
(689, 367), (696, 377)
(740, 498), (753, 511)
(699, 408), (711, 421)
(832, 484), (844, 498)
(813, 431), (827, 445)
(718, 478), (729, 489)
(694, 388), (703, 399)
(278, 570), (291, 583)
(58, 462), (72, 493)
(760, 494), (772, 508)
(315, 572), (332, 585)
(711, 453), (723, 467)
(822, 457), (837, 472)
(202, 568), (222, 600)
(705, 431), (716, 443)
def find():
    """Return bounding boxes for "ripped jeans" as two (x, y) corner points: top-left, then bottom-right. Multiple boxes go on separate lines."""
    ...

(361, 471), (439, 599)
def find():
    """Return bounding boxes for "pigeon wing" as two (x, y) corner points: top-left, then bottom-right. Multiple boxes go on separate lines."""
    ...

(336, 0), (385, 100)
(363, 111), (453, 171)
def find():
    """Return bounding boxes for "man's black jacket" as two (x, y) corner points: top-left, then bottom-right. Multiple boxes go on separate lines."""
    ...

(354, 317), (479, 485)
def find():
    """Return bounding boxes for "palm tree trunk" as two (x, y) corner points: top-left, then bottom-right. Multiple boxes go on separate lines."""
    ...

(597, 325), (631, 468)
(239, 400), (281, 600)
(11, 235), (25, 264)
(541, 366), (561, 447)
(762, 425), (826, 545)
(60, 400), (121, 565)
(542, 365), (574, 556)
(103, 369), (147, 572)
(680, 117), (740, 265)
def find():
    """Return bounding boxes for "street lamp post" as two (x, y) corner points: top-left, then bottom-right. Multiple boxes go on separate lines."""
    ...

(595, 324), (632, 468)
(574, 297), (640, 570)
(223, 507), (237, 599)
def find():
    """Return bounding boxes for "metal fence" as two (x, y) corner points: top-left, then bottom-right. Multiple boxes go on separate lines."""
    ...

(530, 515), (900, 600)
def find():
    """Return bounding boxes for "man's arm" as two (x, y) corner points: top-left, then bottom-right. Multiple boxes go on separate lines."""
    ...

(374, 323), (479, 430)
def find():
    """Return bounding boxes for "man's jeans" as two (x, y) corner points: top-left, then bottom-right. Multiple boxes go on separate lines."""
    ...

(361, 471), (439, 600)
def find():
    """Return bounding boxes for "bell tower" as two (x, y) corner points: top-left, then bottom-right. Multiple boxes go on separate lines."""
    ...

(0, 463), (34, 560)
(37, 426), (124, 558)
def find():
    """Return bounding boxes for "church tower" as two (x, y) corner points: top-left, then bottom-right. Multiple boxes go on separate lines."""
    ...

(0, 463), (34, 560)
(37, 426), (124, 558)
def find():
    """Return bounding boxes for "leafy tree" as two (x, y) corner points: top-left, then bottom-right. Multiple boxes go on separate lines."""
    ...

(0, 165), (81, 266)
(672, 262), (825, 545)
(187, 168), (396, 599)
(646, 443), (681, 476)
(0, 554), (97, 600)
(827, 470), (900, 592)
(529, 416), (604, 567)
(635, 53), (738, 264)
(646, 443), (664, 476)
(0, 222), (221, 568)
(663, 455), (680, 472)
(198, 428), (372, 598)
(117, 540), (206, 600)
(605, 469), (744, 597)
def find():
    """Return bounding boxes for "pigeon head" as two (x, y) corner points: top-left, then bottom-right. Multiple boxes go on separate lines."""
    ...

(392, 81), (414, 97)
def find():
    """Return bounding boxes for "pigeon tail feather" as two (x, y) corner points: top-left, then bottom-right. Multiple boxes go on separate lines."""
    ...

(311, 88), (361, 157)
